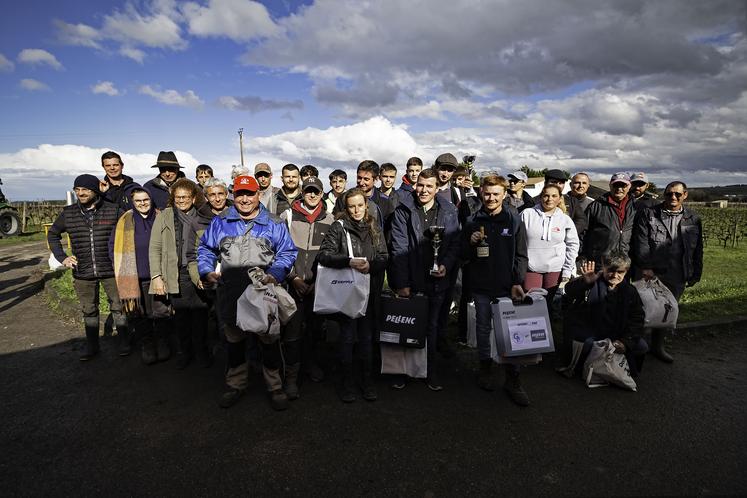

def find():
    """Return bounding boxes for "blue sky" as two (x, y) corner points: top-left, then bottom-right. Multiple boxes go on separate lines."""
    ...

(1, 0), (746, 200)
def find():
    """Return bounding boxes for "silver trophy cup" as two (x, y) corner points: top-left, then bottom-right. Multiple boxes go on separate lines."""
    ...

(428, 225), (445, 275)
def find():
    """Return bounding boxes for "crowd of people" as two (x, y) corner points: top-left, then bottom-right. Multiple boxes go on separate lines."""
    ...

(47, 150), (704, 410)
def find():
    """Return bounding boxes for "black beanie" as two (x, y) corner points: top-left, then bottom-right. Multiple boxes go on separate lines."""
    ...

(74, 174), (101, 194)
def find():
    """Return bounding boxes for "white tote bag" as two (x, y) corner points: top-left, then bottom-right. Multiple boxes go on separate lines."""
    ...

(380, 341), (427, 379)
(582, 339), (637, 392)
(632, 277), (679, 329)
(313, 221), (370, 319)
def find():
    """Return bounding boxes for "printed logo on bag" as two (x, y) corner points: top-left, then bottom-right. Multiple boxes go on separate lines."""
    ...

(552, 227), (561, 232)
(512, 332), (524, 344)
(330, 279), (354, 285)
(502, 310), (516, 316)
(530, 329), (546, 341)
(263, 289), (278, 304)
(385, 314), (416, 325)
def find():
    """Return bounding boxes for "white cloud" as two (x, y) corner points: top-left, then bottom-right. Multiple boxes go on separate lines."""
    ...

(103, 8), (185, 49)
(182, 0), (278, 41)
(139, 84), (204, 108)
(0, 145), (201, 201)
(91, 81), (121, 96)
(53, 20), (102, 49)
(55, 2), (186, 60)
(17, 49), (64, 70)
(0, 53), (14, 72)
(119, 46), (146, 63)
(250, 116), (418, 163)
(19, 79), (50, 91)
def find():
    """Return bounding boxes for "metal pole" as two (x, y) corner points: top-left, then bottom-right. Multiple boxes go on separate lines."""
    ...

(22, 201), (27, 233)
(238, 128), (245, 166)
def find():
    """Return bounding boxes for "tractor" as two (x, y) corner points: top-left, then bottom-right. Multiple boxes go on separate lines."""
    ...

(0, 178), (22, 237)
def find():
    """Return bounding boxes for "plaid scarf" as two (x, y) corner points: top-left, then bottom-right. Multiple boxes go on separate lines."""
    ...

(113, 210), (141, 312)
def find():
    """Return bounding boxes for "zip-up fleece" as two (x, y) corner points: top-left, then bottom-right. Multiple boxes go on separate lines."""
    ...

(521, 206), (579, 278)
(280, 202), (335, 282)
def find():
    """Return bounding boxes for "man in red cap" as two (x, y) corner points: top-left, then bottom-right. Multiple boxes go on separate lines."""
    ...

(198, 176), (297, 411)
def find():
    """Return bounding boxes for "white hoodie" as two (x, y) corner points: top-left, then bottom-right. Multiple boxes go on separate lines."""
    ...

(520, 205), (579, 278)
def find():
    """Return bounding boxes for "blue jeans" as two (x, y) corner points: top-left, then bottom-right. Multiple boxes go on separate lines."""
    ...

(472, 293), (496, 362)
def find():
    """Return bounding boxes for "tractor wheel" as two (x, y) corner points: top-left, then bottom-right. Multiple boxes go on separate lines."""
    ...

(0, 208), (22, 237)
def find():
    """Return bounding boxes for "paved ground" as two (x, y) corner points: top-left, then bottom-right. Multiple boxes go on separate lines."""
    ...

(1, 241), (746, 496)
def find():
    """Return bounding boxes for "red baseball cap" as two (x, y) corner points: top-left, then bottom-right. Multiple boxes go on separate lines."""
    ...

(233, 175), (259, 193)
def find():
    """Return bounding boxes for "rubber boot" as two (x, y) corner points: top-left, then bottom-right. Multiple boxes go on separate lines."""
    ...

(154, 319), (171, 362)
(361, 360), (377, 401)
(116, 315), (131, 356)
(175, 325), (192, 370)
(651, 329), (674, 363)
(339, 362), (356, 403)
(284, 363), (301, 401)
(141, 332), (158, 365)
(80, 317), (100, 361)
(477, 359), (496, 391)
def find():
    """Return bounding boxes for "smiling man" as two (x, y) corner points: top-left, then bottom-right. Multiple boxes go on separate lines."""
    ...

(144, 151), (183, 209)
(198, 175), (297, 411)
(98, 151), (134, 211)
(274, 163), (302, 215)
(388, 168), (461, 391)
(47, 174), (125, 361)
(582, 172), (636, 267)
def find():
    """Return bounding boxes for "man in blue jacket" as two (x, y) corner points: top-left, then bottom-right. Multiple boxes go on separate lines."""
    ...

(389, 168), (460, 390)
(198, 175), (297, 410)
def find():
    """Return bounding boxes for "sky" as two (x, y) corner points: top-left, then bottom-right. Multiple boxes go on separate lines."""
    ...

(0, 0), (746, 200)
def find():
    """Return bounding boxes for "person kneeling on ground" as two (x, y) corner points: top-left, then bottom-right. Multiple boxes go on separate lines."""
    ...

(560, 252), (648, 378)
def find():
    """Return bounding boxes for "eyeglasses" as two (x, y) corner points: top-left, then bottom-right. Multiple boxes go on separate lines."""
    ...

(664, 191), (684, 199)
(133, 199), (151, 204)
(174, 195), (192, 201)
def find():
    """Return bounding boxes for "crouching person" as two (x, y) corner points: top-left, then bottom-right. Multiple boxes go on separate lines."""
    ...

(279, 177), (335, 395)
(198, 176), (297, 410)
(561, 252), (648, 377)
(462, 175), (530, 406)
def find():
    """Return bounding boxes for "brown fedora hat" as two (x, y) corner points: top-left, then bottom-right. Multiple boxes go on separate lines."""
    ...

(151, 151), (182, 169)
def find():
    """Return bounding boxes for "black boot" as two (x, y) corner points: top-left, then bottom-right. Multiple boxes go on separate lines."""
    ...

(503, 366), (530, 407)
(116, 317), (131, 356)
(175, 325), (192, 370)
(80, 318), (100, 361)
(154, 319), (171, 362)
(361, 361), (377, 401)
(141, 333), (158, 365)
(339, 362), (356, 403)
(651, 329), (673, 363)
(477, 359), (496, 391)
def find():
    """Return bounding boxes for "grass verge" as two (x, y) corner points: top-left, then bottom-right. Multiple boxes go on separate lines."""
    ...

(0, 229), (47, 247)
(679, 244), (747, 323)
(46, 269), (110, 316)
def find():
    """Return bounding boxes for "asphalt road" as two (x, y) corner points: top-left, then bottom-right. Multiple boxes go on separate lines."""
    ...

(1, 241), (746, 496)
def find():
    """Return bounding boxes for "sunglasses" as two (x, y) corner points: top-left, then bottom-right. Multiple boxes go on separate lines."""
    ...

(611, 182), (629, 189)
(664, 191), (684, 199)
(508, 178), (523, 184)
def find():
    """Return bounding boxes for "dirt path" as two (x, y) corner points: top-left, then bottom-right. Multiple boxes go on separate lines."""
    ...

(1, 241), (746, 496)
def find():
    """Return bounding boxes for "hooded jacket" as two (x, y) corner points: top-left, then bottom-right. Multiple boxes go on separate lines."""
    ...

(388, 192), (460, 294)
(47, 196), (121, 280)
(521, 205), (579, 278)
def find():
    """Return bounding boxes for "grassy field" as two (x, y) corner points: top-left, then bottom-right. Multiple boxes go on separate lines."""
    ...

(46, 269), (111, 315)
(678, 243), (747, 322)
(0, 228), (48, 247)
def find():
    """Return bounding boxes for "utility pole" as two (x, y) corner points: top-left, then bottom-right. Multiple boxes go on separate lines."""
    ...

(238, 128), (245, 166)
